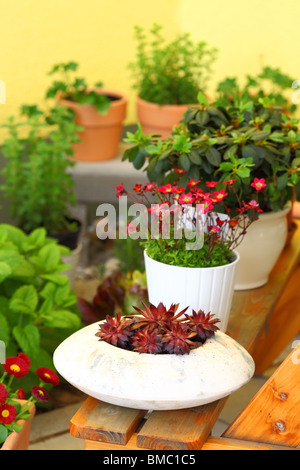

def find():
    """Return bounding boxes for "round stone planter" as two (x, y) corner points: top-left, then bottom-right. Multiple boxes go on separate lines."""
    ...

(53, 321), (254, 411)
(144, 250), (240, 333)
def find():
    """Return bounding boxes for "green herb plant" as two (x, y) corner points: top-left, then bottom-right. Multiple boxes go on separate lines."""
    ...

(46, 61), (111, 115)
(1, 105), (80, 234)
(129, 23), (217, 105)
(0, 224), (82, 389)
(123, 93), (300, 212)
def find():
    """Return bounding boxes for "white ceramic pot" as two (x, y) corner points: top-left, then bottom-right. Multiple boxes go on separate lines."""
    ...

(234, 206), (290, 290)
(144, 250), (239, 333)
(53, 321), (254, 411)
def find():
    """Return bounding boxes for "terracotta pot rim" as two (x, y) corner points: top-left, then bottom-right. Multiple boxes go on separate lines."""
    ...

(137, 96), (193, 110)
(59, 88), (127, 109)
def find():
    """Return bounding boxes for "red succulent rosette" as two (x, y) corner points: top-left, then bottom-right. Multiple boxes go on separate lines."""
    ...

(3, 356), (30, 378)
(35, 367), (60, 386)
(0, 403), (17, 425)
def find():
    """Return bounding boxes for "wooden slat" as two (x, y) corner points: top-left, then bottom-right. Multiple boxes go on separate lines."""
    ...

(84, 435), (297, 451)
(252, 263), (300, 374)
(70, 397), (146, 445)
(223, 343), (300, 447)
(136, 398), (227, 450)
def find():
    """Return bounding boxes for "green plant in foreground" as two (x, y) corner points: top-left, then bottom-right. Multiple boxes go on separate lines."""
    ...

(46, 61), (111, 114)
(1, 105), (80, 234)
(0, 224), (82, 390)
(129, 23), (217, 105)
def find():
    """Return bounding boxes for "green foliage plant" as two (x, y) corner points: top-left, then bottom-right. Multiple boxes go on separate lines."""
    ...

(1, 105), (80, 234)
(123, 93), (300, 213)
(0, 224), (82, 387)
(129, 23), (218, 105)
(46, 61), (111, 115)
(216, 65), (297, 114)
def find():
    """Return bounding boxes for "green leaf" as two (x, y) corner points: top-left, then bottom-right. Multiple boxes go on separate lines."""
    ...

(236, 167), (251, 178)
(0, 313), (10, 345)
(0, 262), (12, 283)
(42, 310), (81, 329)
(38, 244), (61, 272)
(0, 424), (8, 444)
(277, 173), (288, 190)
(28, 228), (47, 248)
(205, 147), (221, 166)
(12, 324), (40, 358)
(9, 285), (38, 315)
(178, 153), (191, 171)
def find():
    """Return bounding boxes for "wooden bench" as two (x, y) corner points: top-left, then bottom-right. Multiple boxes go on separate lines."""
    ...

(70, 220), (300, 450)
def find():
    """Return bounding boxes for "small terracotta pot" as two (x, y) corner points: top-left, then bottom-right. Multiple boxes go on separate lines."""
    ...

(137, 97), (190, 138)
(60, 89), (127, 162)
(1, 400), (35, 451)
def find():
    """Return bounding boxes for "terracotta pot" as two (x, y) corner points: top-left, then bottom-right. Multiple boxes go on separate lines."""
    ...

(1, 400), (35, 451)
(60, 89), (127, 162)
(137, 96), (190, 138)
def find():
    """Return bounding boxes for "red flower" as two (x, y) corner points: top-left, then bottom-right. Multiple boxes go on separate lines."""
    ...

(3, 356), (30, 378)
(133, 184), (143, 193)
(228, 219), (238, 227)
(0, 384), (8, 405)
(187, 179), (200, 188)
(0, 404), (17, 425)
(35, 367), (60, 386)
(223, 178), (237, 185)
(251, 178), (266, 191)
(31, 386), (49, 402)
(205, 181), (218, 188)
(143, 182), (156, 192)
(17, 352), (31, 368)
(126, 222), (138, 235)
(178, 192), (195, 205)
(156, 184), (175, 194)
(16, 389), (25, 399)
(212, 189), (228, 203)
(116, 183), (125, 198)
(174, 168), (186, 174)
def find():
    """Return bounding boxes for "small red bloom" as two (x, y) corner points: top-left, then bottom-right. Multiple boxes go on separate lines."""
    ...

(116, 183), (124, 193)
(228, 219), (238, 227)
(3, 356), (30, 378)
(178, 192), (195, 205)
(156, 184), (175, 194)
(212, 189), (228, 203)
(133, 184), (143, 193)
(0, 404), (17, 425)
(35, 367), (60, 386)
(0, 384), (8, 405)
(126, 222), (138, 235)
(187, 179), (200, 188)
(31, 386), (49, 402)
(223, 178), (237, 185)
(250, 178), (266, 191)
(17, 352), (31, 368)
(205, 181), (218, 188)
(143, 182), (156, 192)
(16, 389), (25, 399)
(174, 168), (186, 175)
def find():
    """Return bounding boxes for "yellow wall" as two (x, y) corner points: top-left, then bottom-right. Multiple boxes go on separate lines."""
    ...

(1, 0), (300, 140)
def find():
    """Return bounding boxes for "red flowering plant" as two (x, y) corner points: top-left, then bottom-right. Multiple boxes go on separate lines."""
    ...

(0, 353), (59, 445)
(116, 172), (263, 268)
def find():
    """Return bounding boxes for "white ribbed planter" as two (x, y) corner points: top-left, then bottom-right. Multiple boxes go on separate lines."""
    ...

(144, 250), (239, 332)
(53, 321), (255, 411)
(234, 206), (290, 290)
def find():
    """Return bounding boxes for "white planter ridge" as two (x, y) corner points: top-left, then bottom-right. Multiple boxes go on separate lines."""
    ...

(234, 206), (290, 290)
(144, 250), (239, 333)
(53, 321), (255, 411)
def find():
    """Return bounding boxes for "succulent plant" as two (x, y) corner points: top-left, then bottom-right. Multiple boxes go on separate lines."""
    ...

(95, 302), (220, 355)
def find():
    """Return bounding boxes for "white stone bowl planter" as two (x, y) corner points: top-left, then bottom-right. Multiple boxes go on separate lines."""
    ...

(144, 250), (239, 333)
(234, 206), (290, 290)
(53, 321), (254, 411)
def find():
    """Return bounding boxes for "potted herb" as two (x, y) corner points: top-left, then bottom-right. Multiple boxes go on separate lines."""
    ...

(54, 301), (255, 410)
(0, 353), (59, 450)
(115, 175), (262, 331)
(46, 61), (127, 161)
(129, 23), (217, 137)
(0, 224), (82, 377)
(123, 94), (300, 288)
(1, 104), (81, 251)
